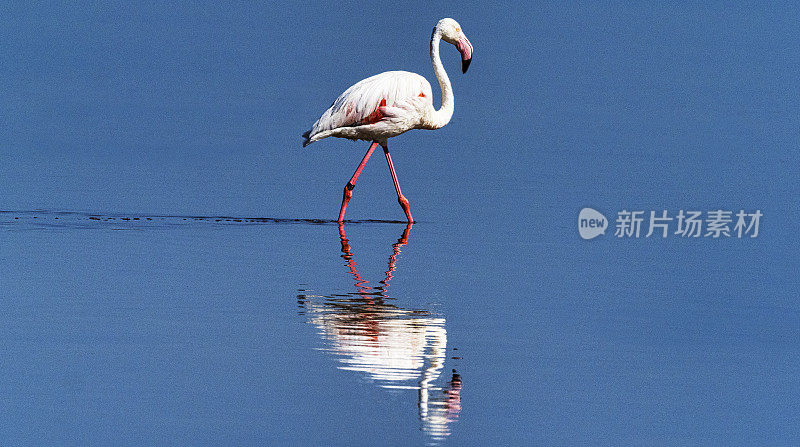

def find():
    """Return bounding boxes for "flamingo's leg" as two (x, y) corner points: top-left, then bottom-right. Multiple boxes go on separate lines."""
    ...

(338, 141), (379, 223)
(382, 144), (414, 223)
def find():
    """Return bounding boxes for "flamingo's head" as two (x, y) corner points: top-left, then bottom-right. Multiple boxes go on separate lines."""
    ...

(436, 18), (473, 73)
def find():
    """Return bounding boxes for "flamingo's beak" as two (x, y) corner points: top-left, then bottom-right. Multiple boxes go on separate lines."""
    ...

(457, 35), (473, 73)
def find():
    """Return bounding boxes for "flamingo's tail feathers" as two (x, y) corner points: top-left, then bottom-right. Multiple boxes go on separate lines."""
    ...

(302, 129), (334, 147)
(302, 130), (313, 147)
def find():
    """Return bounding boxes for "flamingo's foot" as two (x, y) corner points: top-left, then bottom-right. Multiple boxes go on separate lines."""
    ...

(338, 183), (355, 222)
(398, 195), (414, 223)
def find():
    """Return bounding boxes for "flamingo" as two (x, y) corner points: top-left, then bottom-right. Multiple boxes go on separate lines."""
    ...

(302, 18), (473, 223)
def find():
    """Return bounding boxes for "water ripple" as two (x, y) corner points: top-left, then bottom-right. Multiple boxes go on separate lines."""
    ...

(0, 209), (410, 231)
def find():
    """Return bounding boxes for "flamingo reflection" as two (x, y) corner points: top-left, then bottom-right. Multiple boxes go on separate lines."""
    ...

(297, 223), (462, 441)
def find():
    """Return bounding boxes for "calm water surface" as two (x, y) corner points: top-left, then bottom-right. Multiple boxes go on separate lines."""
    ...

(1, 208), (797, 445)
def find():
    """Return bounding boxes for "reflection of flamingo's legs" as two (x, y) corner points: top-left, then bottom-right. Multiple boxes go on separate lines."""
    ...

(381, 223), (413, 289)
(338, 223), (371, 292)
(338, 223), (414, 296)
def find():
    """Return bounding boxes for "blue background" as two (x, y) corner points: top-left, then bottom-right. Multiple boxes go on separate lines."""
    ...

(2, 2), (799, 445)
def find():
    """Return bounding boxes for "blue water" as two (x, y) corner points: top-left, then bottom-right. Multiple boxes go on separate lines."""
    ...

(3, 2), (800, 445)
(1, 207), (797, 445)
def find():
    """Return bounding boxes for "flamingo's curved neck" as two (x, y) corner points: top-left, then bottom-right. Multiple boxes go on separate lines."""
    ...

(428, 29), (454, 129)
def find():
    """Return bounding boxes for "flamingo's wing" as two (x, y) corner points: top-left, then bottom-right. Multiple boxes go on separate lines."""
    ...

(304, 71), (432, 143)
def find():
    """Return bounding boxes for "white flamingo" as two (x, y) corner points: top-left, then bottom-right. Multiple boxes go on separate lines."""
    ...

(302, 18), (473, 223)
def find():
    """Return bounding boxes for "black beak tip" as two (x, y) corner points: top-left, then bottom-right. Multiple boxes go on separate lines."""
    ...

(462, 58), (472, 74)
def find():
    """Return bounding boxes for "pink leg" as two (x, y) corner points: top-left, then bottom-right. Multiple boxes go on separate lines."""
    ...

(383, 145), (414, 223)
(338, 141), (379, 222)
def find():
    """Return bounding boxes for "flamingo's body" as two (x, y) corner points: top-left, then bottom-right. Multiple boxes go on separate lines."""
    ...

(303, 18), (473, 223)
(303, 71), (434, 146)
